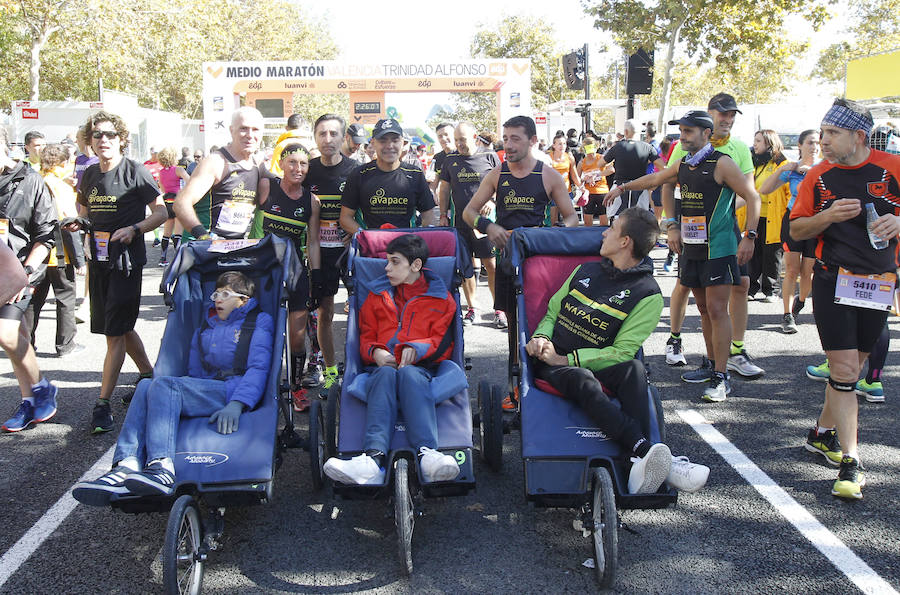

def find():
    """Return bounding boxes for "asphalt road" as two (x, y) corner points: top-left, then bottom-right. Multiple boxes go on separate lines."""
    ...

(1, 240), (899, 594)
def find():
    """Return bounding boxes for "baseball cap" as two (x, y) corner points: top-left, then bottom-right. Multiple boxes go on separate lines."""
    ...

(707, 92), (742, 114)
(372, 119), (403, 140)
(347, 124), (367, 143)
(668, 110), (714, 130)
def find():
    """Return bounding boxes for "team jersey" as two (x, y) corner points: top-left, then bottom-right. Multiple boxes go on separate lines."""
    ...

(677, 151), (739, 260)
(304, 156), (356, 249)
(439, 150), (500, 226)
(262, 181), (312, 261)
(432, 150), (450, 179)
(495, 160), (551, 229)
(341, 162), (434, 229)
(209, 147), (260, 239)
(549, 151), (574, 191)
(791, 150), (900, 274)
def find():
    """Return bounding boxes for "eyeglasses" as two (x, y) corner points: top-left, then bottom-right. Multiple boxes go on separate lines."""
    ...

(210, 289), (249, 301)
(193, 154), (202, 159)
(91, 130), (119, 140)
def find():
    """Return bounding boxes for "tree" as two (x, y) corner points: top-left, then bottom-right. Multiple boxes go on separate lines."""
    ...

(814, 0), (900, 84)
(584, 0), (830, 132)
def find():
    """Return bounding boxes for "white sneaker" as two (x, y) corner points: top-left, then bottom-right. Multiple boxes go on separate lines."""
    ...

(323, 454), (385, 485)
(418, 446), (460, 483)
(627, 443), (671, 494)
(667, 456), (710, 493)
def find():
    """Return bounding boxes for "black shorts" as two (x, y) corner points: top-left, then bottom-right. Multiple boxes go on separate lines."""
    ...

(164, 193), (176, 219)
(679, 255), (741, 288)
(781, 210), (816, 258)
(582, 194), (607, 216)
(288, 267), (310, 312)
(812, 266), (890, 352)
(319, 247), (346, 297)
(0, 290), (32, 321)
(89, 263), (143, 336)
(650, 187), (662, 208)
(457, 225), (494, 261)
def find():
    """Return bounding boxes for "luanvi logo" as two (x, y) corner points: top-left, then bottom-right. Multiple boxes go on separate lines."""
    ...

(177, 451), (230, 467)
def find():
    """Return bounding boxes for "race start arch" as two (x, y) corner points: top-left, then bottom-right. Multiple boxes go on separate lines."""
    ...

(201, 59), (531, 147)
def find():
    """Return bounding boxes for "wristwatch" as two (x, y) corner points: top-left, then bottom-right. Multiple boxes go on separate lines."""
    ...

(131, 224), (141, 236)
(744, 229), (758, 240)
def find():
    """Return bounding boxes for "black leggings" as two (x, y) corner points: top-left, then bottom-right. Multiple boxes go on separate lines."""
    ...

(535, 359), (650, 451)
(866, 322), (890, 383)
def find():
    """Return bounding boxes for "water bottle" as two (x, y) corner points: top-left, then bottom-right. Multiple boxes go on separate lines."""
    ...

(866, 203), (889, 250)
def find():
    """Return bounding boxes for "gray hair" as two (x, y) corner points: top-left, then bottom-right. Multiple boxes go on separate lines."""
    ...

(624, 119), (638, 134)
(231, 106), (264, 127)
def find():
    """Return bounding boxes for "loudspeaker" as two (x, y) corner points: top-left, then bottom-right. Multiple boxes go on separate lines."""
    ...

(625, 49), (654, 95)
(562, 52), (584, 91)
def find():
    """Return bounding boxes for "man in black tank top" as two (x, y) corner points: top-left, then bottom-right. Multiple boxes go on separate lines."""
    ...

(257, 143), (321, 412)
(175, 107), (265, 240)
(605, 111), (761, 403)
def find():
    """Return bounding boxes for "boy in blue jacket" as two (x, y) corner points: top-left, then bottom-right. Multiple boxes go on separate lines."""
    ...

(73, 271), (274, 504)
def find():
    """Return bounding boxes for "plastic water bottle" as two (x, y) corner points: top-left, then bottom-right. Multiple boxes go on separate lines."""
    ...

(866, 203), (889, 250)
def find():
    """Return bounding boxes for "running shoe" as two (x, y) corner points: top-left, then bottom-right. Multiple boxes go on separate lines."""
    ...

(727, 350), (764, 379)
(791, 297), (805, 317)
(701, 374), (731, 402)
(681, 357), (713, 383)
(663, 253), (676, 273)
(781, 313), (798, 334)
(72, 466), (132, 506)
(122, 373), (152, 405)
(152, 237), (161, 247)
(124, 461), (176, 497)
(463, 308), (476, 326)
(91, 401), (114, 434)
(666, 456), (710, 493)
(292, 388), (311, 412)
(323, 454), (385, 485)
(627, 443), (672, 494)
(855, 379), (885, 403)
(806, 361), (829, 382)
(418, 447), (460, 482)
(831, 456), (865, 500)
(760, 294), (776, 303)
(494, 310), (508, 329)
(665, 336), (687, 366)
(158, 258), (168, 268)
(32, 381), (58, 423)
(301, 362), (324, 388)
(804, 428), (842, 466)
(2, 400), (36, 433)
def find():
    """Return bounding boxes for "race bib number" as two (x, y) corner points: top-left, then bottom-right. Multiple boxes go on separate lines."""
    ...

(834, 268), (896, 311)
(681, 216), (708, 244)
(319, 220), (343, 248)
(216, 200), (255, 235)
(207, 238), (259, 253)
(0, 218), (8, 245)
(94, 231), (110, 262)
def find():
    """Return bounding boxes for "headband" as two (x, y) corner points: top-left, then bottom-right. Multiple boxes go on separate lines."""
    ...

(821, 104), (873, 136)
(281, 143), (308, 158)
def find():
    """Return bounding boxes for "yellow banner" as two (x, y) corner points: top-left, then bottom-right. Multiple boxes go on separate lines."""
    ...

(846, 49), (900, 101)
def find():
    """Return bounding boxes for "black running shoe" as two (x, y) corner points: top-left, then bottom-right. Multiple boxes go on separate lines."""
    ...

(122, 373), (152, 405)
(72, 466), (132, 506)
(124, 462), (176, 496)
(91, 401), (114, 434)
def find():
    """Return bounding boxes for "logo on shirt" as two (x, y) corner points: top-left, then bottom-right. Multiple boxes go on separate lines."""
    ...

(609, 289), (630, 305)
(271, 204), (282, 213)
(234, 329), (241, 343)
(868, 182), (888, 198)
(501, 180), (510, 186)
(294, 206), (305, 218)
(309, 185), (319, 193)
(578, 278), (590, 288)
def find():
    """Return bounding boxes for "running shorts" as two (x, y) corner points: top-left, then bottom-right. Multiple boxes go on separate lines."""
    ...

(679, 255), (742, 288)
(812, 265), (889, 352)
(89, 263), (143, 336)
(582, 194), (607, 216)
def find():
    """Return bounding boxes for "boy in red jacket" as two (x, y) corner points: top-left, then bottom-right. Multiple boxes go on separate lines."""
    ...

(324, 234), (461, 484)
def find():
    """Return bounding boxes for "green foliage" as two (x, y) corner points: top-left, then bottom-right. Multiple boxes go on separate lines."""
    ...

(814, 0), (900, 82)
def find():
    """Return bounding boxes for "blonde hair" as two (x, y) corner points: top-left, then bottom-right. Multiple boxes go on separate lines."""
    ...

(157, 147), (178, 168)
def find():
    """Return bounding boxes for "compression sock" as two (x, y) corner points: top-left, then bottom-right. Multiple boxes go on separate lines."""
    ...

(292, 353), (306, 387)
(138, 371), (152, 381)
(160, 236), (170, 255)
(731, 340), (744, 356)
(866, 324), (890, 383)
(631, 438), (651, 458)
(171, 234), (181, 254)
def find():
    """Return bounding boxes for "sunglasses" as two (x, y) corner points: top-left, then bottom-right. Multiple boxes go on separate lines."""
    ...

(91, 130), (119, 140)
(194, 154), (202, 159)
(210, 289), (249, 301)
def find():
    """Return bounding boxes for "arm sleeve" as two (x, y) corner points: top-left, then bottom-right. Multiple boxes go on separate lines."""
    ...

(568, 293), (663, 372)
(532, 267), (580, 341)
(340, 168), (361, 210)
(415, 172), (436, 212)
(229, 312), (275, 409)
(395, 293), (456, 363)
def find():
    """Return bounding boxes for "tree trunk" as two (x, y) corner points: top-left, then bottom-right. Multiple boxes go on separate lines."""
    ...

(29, 26), (57, 101)
(656, 17), (686, 135)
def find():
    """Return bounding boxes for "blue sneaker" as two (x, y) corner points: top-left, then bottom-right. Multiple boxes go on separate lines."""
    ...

(806, 361), (829, 382)
(32, 381), (58, 423)
(2, 400), (36, 432)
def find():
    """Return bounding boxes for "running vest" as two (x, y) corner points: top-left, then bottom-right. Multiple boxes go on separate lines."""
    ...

(678, 151), (739, 260)
(304, 157), (356, 249)
(262, 182), (312, 260)
(210, 148), (259, 239)
(495, 160), (551, 229)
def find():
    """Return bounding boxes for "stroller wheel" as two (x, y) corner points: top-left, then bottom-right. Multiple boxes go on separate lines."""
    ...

(163, 495), (205, 595)
(394, 458), (414, 575)
(591, 467), (618, 589)
(308, 399), (326, 490)
(477, 381), (503, 471)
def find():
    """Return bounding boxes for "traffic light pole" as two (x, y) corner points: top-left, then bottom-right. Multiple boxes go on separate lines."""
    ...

(582, 43), (590, 134)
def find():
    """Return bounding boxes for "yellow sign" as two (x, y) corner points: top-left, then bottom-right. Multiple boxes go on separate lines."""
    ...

(846, 49), (900, 101)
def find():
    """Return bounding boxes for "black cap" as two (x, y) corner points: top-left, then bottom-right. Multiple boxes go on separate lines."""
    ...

(707, 92), (742, 114)
(347, 123), (367, 143)
(372, 119), (403, 139)
(668, 110), (714, 130)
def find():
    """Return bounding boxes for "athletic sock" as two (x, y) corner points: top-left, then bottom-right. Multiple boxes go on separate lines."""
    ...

(160, 236), (170, 254)
(148, 457), (175, 474)
(730, 341), (744, 355)
(171, 234), (181, 253)
(816, 425), (834, 436)
(866, 368), (881, 383)
(670, 332), (681, 340)
(117, 457), (140, 472)
(138, 371), (152, 380)
(23, 397), (35, 405)
(631, 437), (650, 458)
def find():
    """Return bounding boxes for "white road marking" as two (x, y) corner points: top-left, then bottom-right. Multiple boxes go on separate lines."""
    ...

(0, 445), (115, 589)
(678, 409), (899, 595)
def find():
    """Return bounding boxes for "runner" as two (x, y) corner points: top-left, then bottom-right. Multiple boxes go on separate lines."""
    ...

(599, 119), (666, 218)
(790, 98), (900, 499)
(258, 143), (320, 412)
(156, 147), (190, 266)
(0, 126), (61, 433)
(437, 121), (500, 326)
(174, 107), (264, 241)
(23, 131), (45, 171)
(548, 132), (583, 224)
(339, 118), (435, 233)
(429, 123), (455, 193)
(69, 111), (167, 434)
(304, 113), (358, 397)
(607, 110), (760, 402)
(578, 139), (614, 227)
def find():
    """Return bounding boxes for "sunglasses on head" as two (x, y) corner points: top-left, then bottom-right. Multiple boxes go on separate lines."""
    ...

(210, 289), (249, 301)
(91, 130), (119, 140)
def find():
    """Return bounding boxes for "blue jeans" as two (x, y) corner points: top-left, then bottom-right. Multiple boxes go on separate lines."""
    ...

(113, 376), (229, 465)
(364, 365), (437, 454)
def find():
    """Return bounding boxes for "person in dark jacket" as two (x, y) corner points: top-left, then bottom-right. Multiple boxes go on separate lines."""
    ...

(527, 208), (708, 494)
(0, 126), (61, 433)
(323, 234), (463, 485)
(72, 271), (274, 505)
